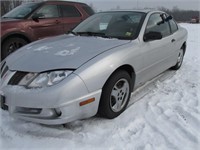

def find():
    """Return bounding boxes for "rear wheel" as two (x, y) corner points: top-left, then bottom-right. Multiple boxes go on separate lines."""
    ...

(98, 70), (132, 119)
(171, 48), (184, 70)
(1, 37), (28, 60)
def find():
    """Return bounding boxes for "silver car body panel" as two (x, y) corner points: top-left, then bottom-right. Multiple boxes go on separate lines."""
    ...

(6, 34), (130, 72)
(0, 10), (188, 124)
(1, 72), (101, 124)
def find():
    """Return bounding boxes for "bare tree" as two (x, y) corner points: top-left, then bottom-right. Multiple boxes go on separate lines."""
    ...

(1, 1), (11, 16)
(1, 0), (23, 16)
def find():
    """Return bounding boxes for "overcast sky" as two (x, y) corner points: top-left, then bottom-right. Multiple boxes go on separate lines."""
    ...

(71, 0), (200, 11)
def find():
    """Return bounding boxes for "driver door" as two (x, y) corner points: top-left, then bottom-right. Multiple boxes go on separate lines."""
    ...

(139, 13), (174, 84)
(30, 4), (64, 40)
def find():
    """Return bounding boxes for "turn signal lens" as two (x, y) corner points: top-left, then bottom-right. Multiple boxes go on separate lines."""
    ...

(79, 98), (95, 106)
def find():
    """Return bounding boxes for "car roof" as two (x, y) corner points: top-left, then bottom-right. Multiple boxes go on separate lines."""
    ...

(100, 9), (164, 14)
(22, 0), (88, 5)
(42, 0), (88, 5)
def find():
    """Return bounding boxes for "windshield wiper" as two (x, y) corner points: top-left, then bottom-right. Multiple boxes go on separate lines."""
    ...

(2, 16), (23, 19)
(2, 16), (11, 18)
(66, 31), (78, 35)
(76, 32), (111, 39)
(116, 36), (133, 40)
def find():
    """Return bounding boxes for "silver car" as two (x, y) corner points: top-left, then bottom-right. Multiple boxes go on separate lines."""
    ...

(0, 10), (187, 125)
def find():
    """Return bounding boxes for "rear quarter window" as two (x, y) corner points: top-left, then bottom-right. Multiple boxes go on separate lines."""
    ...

(60, 5), (81, 17)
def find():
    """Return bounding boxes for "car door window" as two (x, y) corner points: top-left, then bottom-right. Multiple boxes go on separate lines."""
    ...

(145, 13), (171, 38)
(35, 5), (59, 18)
(169, 19), (178, 33)
(60, 5), (81, 17)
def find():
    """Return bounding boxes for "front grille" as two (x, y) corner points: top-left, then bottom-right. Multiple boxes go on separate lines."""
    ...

(0, 61), (8, 78)
(8, 71), (28, 85)
(14, 107), (61, 119)
(15, 107), (42, 115)
(1, 66), (8, 78)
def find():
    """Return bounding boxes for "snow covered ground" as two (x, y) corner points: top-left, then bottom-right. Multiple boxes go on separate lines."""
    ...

(0, 23), (200, 150)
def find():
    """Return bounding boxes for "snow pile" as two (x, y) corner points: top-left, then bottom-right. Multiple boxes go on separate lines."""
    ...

(0, 23), (200, 150)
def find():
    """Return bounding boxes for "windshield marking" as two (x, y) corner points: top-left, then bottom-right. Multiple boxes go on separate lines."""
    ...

(55, 47), (80, 56)
(34, 46), (52, 52)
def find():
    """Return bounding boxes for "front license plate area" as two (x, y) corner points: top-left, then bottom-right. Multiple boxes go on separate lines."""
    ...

(0, 95), (8, 111)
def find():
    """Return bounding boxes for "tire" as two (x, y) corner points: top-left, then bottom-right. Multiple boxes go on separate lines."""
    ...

(98, 70), (132, 119)
(171, 48), (184, 70)
(1, 37), (28, 60)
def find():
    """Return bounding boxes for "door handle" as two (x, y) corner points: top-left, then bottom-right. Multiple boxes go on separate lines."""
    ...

(171, 39), (176, 43)
(55, 20), (61, 24)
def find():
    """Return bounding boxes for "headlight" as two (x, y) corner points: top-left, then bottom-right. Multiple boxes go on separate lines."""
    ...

(19, 70), (73, 88)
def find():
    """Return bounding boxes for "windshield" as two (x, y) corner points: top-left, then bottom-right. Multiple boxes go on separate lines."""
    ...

(2, 3), (40, 19)
(73, 12), (146, 40)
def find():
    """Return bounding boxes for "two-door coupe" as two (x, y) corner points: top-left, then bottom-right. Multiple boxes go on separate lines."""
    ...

(0, 10), (187, 125)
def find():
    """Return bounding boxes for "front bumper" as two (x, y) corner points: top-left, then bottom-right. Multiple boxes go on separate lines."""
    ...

(0, 73), (102, 125)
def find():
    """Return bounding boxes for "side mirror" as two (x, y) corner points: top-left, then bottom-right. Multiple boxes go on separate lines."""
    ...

(157, 15), (173, 25)
(144, 31), (162, 42)
(32, 13), (44, 21)
(165, 15), (173, 22)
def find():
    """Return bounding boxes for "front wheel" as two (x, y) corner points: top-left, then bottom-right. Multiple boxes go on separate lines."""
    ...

(98, 70), (132, 119)
(1, 37), (28, 60)
(171, 49), (184, 70)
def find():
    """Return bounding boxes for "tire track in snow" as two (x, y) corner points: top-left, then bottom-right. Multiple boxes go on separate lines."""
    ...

(173, 105), (200, 135)
(123, 69), (199, 149)
(125, 65), (200, 150)
(144, 119), (178, 150)
(117, 118), (146, 141)
(146, 102), (199, 150)
(125, 71), (180, 150)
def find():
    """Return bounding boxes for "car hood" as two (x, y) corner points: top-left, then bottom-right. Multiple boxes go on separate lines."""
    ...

(6, 34), (130, 72)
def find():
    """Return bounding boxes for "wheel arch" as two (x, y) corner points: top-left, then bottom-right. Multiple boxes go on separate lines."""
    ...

(181, 41), (187, 55)
(98, 64), (135, 118)
(103, 64), (136, 92)
(1, 32), (32, 60)
(1, 32), (31, 46)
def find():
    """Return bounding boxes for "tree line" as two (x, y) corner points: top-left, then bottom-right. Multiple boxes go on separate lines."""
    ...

(158, 6), (199, 22)
(1, 0), (199, 22)
(1, 0), (42, 16)
(1, 0), (23, 16)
